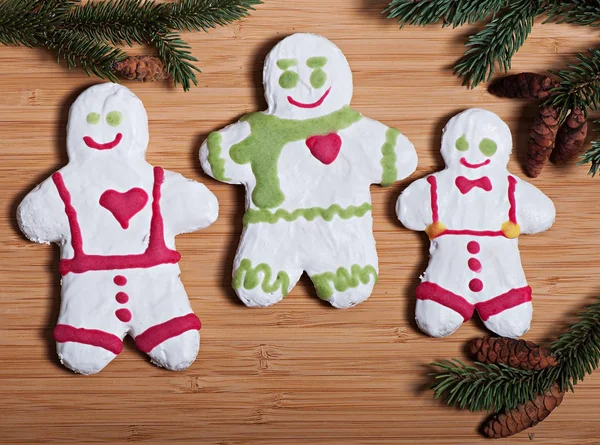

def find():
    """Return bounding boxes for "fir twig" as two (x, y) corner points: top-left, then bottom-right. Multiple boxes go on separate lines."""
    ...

(544, 48), (600, 123)
(0, 0), (54, 47)
(579, 121), (600, 176)
(454, 0), (541, 88)
(430, 359), (552, 412)
(544, 0), (600, 27)
(153, 30), (199, 91)
(385, 0), (505, 28)
(160, 0), (261, 32)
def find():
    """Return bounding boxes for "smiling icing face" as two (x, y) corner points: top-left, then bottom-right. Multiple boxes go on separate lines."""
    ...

(66, 83), (149, 162)
(263, 34), (353, 119)
(440, 108), (512, 172)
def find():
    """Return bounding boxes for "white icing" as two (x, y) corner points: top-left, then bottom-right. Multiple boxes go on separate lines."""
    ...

(18, 83), (218, 374)
(200, 33), (417, 309)
(397, 108), (555, 338)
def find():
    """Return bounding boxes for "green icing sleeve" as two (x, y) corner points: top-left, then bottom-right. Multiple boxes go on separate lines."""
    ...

(206, 131), (231, 182)
(380, 127), (400, 187)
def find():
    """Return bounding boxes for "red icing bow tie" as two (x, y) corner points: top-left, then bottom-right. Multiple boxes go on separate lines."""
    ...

(455, 176), (493, 194)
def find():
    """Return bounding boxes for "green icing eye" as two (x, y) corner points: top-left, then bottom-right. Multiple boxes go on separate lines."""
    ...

(455, 134), (469, 151)
(307, 57), (328, 69)
(86, 112), (100, 124)
(310, 69), (327, 89)
(106, 110), (123, 127)
(279, 71), (299, 89)
(277, 59), (297, 70)
(479, 138), (497, 157)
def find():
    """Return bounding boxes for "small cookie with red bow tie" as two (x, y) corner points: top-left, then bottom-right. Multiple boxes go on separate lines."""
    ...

(200, 33), (417, 309)
(397, 108), (555, 338)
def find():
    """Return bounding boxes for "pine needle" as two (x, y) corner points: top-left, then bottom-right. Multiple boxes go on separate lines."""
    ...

(580, 121), (600, 177)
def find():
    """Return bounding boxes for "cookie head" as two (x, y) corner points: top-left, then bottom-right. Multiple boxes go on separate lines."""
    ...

(263, 33), (353, 119)
(441, 109), (512, 171)
(66, 83), (149, 161)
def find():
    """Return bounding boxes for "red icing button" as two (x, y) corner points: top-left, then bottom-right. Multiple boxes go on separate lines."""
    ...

(468, 258), (482, 273)
(467, 241), (480, 254)
(115, 292), (129, 304)
(114, 275), (127, 286)
(115, 308), (132, 323)
(469, 278), (483, 292)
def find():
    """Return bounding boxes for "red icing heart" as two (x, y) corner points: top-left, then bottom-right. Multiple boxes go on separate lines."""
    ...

(99, 188), (149, 229)
(305, 133), (342, 165)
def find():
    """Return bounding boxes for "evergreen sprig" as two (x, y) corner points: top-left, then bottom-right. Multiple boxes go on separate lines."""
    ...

(384, 0), (600, 88)
(430, 297), (600, 414)
(384, 0), (505, 28)
(0, 0), (261, 90)
(544, 48), (600, 122)
(454, 0), (541, 87)
(579, 121), (600, 176)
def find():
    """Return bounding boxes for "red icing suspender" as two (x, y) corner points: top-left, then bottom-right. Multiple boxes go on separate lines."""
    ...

(427, 176), (439, 223)
(53, 167), (180, 275)
(508, 175), (517, 224)
(427, 175), (519, 239)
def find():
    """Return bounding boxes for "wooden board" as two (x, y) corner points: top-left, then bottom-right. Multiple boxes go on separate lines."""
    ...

(1, 1), (599, 443)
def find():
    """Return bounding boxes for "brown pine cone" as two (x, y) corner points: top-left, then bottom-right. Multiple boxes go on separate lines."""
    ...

(483, 384), (565, 438)
(489, 73), (558, 99)
(550, 108), (588, 164)
(113, 56), (170, 82)
(470, 337), (557, 371)
(525, 106), (560, 178)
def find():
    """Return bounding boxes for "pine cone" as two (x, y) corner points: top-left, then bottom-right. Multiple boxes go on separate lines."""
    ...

(489, 73), (558, 99)
(483, 384), (565, 438)
(470, 337), (557, 371)
(525, 106), (560, 178)
(550, 108), (588, 164)
(113, 56), (170, 82)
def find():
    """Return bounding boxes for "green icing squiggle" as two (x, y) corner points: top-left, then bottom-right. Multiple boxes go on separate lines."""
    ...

(312, 265), (378, 300)
(243, 203), (372, 225)
(230, 106), (363, 209)
(380, 127), (400, 187)
(206, 132), (230, 182)
(233, 259), (290, 296)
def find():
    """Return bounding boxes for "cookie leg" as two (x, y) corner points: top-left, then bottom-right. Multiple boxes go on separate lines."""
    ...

(308, 263), (378, 309)
(135, 313), (201, 371)
(54, 325), (123, 374)
(476, 286), (533, 338)
(415, 282), (474, 337)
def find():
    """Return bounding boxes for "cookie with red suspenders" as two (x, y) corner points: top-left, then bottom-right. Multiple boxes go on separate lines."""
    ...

(17, 83), (218, 374)
(397, 109), (555, 338)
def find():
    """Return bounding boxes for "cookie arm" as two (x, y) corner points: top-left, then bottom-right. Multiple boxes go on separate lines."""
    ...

(396, 176), (433, 232)
(17, 176), (69, 244)
(200, 120), (252, 185)
(380, 126), (418, 186)
(162, 170), (219, 235)
(514, 177), (556, 234)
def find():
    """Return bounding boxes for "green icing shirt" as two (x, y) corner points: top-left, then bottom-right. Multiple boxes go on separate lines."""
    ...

(230, 106), (363, 209)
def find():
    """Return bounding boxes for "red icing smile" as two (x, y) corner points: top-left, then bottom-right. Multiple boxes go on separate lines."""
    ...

(460, 157), (491, 169)
(288, 87), (331, 109)
(83, 133), (123, 150)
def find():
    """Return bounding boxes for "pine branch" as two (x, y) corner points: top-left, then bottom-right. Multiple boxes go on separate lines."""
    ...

(430, 359), (553, 412)
(47, 28), (127, 82)
(580, 121), (600, 176)
(160, 0), (262, 32)
(153, 30), (199, 91)
(544, 0), (600, 27)
(544, 48), (600, 123)
(0, 0), (52, 47)
(385, 0), (506, 28)
(550, 297), (600, 389)
(454, 0), (541, 88)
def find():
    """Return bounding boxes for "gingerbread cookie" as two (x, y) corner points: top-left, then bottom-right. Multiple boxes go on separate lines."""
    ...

(18, 83), (218, 374)
(200, 33), (417, 308)
(397, 109), (555, 338)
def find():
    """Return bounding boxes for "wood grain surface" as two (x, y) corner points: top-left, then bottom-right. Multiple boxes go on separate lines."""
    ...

(1, 1), (600, 443)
